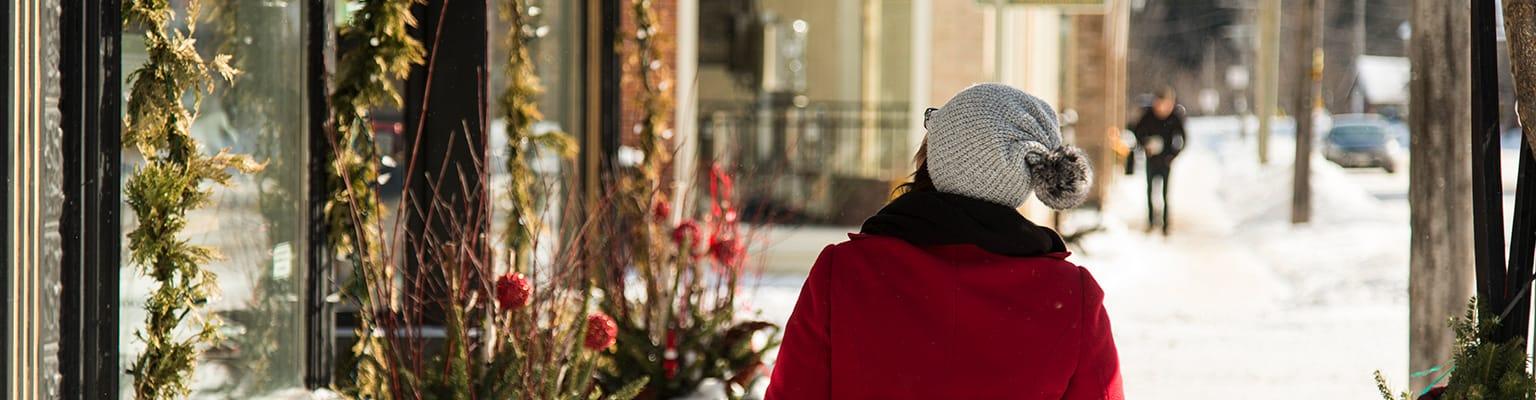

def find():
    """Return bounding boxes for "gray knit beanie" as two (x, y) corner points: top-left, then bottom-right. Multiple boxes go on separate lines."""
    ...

(925, 83), (1092, 209)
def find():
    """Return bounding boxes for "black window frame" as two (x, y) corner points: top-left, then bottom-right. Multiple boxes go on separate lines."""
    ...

(305, 0), (336, 390)
(58, 0), (122, 398)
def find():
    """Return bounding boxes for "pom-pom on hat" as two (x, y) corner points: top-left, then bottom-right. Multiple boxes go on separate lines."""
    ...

(924, 83), (1092, 209)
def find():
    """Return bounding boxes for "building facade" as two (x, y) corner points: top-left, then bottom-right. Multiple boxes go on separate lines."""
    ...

(4, 0), (1128, 397)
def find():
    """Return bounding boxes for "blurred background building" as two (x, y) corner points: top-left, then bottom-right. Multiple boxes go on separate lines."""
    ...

(670, 0), (1133, 228)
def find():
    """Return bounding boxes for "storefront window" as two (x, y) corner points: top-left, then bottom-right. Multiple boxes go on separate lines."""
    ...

(118, 1), (309, 397)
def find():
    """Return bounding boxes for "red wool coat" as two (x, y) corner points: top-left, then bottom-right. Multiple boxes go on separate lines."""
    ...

(765, 233), (1123, 399)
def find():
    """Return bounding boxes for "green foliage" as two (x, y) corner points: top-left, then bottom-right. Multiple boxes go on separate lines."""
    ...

(600, 310), (780, 398)
(1376, 298), (1536, 400)
(476, 293), (646, 400)
(326, 0), (422, 266)
(1440, 298), (1536, 400)
(122, 0), (262, 398)
(1378, 370), (1414, 400)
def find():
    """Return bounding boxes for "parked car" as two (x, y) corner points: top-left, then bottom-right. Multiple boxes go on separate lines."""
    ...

(1323, 117), (1403, 173)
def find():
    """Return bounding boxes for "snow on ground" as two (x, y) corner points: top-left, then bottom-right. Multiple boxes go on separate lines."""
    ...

(1072, 116), (1409, 399)
(742, 116), (1415, 399)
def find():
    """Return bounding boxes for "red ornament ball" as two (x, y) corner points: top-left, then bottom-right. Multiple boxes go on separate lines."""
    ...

(709, 236), (745, 267)
(585, 312), (618, 350)
(495, 273), (532, 310)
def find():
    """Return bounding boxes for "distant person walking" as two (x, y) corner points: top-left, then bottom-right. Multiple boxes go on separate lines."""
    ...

(1132, 87), (1186, 236)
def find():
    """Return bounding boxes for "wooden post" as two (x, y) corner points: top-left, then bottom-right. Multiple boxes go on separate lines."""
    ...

(1408, 0), (1475, 388)
(1290, 0), (1323, 224)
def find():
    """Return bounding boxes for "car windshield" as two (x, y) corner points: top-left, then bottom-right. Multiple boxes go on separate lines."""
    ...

(1329, 125), (1386, 145)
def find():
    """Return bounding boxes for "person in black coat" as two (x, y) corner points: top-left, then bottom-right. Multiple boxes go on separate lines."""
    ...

(1131, 87), (1186, 236)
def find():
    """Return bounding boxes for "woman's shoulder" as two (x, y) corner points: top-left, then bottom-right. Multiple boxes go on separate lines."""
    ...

(822, 234), (1091, 275)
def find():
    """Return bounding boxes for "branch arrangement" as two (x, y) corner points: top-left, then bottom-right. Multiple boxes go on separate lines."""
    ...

(121, 0), (262, 398)
(324, 0), (424, 396)
(593, 1), (781, 397)
(323, 0), (646, 397)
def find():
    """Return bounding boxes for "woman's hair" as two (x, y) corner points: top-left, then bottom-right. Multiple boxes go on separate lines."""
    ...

(895, 140), (936, 194)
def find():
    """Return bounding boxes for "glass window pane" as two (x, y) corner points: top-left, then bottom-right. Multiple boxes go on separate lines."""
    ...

(119, 1), (309, 397)
(489, 0), (582, 268)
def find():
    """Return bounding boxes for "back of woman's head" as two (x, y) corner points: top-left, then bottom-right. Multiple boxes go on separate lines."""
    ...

(903, 83), (1092, 209)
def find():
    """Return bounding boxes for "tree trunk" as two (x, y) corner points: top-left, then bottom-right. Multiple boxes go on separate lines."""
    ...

(1408, 0), (1475, 389)
(1291, 0), (1322, 224)
(1507, 0), (1536, 149)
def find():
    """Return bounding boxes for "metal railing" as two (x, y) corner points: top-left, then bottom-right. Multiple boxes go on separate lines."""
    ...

(698, 99), (912, 180)
(696, 98), (913, 224)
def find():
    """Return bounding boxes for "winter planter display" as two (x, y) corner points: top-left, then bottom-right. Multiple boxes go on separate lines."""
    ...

(1376, 299), (1536, 400)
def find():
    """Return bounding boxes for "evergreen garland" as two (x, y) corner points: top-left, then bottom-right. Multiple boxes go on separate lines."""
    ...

(121, 0), (262, 398)
(612, 0), (673, 284)
(325, 0), (423, 397)
(327, 0), (423, 263)
(626, 0), (672, 195)
(500, 0), (575, 273)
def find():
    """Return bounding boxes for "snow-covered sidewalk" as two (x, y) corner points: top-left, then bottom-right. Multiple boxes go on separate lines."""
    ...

(1073, 117), (1409, 399)
(742, 116), (1413, 399)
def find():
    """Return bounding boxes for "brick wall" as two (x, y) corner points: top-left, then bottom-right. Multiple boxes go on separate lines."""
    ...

(618, 0), (678, 150)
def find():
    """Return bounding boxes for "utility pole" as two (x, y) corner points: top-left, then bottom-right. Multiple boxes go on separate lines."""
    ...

(1255, 0), (1279, 164)
(1291, 0), (1324, 224)
(1407, 0), (1474, 390)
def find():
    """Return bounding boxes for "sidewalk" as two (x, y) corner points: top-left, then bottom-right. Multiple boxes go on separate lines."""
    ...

(1068, 118), (1410, 398)
(742, 117), (1412, 399)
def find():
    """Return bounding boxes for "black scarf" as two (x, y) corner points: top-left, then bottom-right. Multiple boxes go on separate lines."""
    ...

(860, 191), (1066, 257)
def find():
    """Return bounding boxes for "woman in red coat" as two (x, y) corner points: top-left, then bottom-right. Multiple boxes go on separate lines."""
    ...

(766, 84), (1123, 399)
